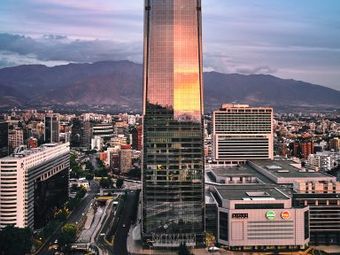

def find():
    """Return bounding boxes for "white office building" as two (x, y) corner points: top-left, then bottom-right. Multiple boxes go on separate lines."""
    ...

(0, 143), (70, 229)
(213, 104), (274, 164)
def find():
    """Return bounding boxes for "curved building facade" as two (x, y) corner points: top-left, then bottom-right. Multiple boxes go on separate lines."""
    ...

(142, 0), (205, 247)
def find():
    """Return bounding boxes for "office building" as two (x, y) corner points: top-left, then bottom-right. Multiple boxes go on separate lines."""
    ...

(142, 0), (205, 247)
(119, 144), (132, 173)
(8, 127), (24, 153)
(213, 104), (273, 165)
(0, 143), (70, 229)
(329, 137), (340, 152)
(0, 121), (8, 157)
(212, 185), (309, 250)
(44, 115), (60, 143)
(250, 160), (340, 245)
(91, 136), (103, 151)
(92, 123), (114, 141)
(71, 119), (93, 149)
(206, 159), (340, 247)
(131, 125), (143, 151)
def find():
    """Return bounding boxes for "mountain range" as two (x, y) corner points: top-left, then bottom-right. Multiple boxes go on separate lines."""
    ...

(0, 60), (339, 112)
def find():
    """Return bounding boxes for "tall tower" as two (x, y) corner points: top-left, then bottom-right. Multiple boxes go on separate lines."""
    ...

(142, 0), (204, 247)
(44, 115), (60, 143)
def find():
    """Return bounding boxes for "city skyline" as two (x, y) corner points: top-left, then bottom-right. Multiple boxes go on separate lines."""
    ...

(1, 1), (340, 254)
(0, 0), (340, 89)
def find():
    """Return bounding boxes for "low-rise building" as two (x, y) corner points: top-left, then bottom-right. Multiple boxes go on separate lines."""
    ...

(306, 152), (340, 172)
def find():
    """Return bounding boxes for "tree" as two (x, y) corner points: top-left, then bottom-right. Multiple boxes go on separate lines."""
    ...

(59, 223), (77, 247)
(100, 177), (113, 189)
(95, 168), (108, 177)
(178, 242), (191, 255)
(116, 178), (124, 189)
(205, 232), (216, 247)
(42, 220), (60, 239)
(70, 154), (85, 178)
(85, 161), (94, 171)
(0, 226), (32, 255)
(75, 186), (87, 199)
(85, 172), (94, 180)
(54, 207), (70, 221)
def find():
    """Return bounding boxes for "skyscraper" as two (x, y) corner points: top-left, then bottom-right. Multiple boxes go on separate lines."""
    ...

(44, 115), (60, 143)
(142, 0), (204, 247)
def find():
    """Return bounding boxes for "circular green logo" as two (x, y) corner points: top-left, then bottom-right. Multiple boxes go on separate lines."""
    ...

(266, 210), (276, 220)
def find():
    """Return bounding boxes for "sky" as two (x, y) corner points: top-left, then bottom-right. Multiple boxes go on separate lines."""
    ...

(0, 0), (340, 89)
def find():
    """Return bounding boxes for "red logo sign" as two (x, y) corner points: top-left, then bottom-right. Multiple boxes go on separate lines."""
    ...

(281, 211), (290, 220)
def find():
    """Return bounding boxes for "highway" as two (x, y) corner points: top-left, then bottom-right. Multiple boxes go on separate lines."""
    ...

(113, 190), (139, 255)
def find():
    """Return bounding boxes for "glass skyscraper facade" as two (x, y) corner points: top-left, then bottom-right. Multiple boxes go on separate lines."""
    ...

(142, 0), (204, 247)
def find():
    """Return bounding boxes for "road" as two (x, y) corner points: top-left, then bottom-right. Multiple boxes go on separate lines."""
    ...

(95, 201), (116, 255)
(113, 190), (139, 255)
(37, 180), (99, 255)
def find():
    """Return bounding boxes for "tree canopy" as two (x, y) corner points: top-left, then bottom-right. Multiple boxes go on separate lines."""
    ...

(0, 226), (32, 255)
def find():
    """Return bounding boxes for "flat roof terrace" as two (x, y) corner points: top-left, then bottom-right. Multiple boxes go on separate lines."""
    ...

(215, 184), (289, 201)
(249, 159), (336, 184)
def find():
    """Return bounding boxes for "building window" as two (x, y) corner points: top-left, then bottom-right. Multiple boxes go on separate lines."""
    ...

(304, 211), (309, 240)
(219, 212), (228, 241)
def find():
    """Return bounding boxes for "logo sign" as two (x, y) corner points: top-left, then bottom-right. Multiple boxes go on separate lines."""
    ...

(265, 210), (276, 220)
(281, 211), (290, 220)
(232, 213), (248, 219)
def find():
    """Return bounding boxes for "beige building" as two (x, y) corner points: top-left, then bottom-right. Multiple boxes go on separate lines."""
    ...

(249, 159), (340, 244)
(329, 137), (340, 152)
(213, 185), (309, 250)
(213, 104), (273, 165)
(119, 144), (132, 173)
(8, 127), (24, 152)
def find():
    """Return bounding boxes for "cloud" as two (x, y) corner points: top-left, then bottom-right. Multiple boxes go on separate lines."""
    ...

(0, 33), (143, 68)
(0, 50), (71, 68)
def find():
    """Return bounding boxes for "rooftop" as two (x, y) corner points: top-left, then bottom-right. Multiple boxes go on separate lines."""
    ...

(251, 159), (334, 179)
(206, 163), (276, 184)
(210, 165), (253, 177)
(1, 143), (66, 159)
(215, 184), (289, 201)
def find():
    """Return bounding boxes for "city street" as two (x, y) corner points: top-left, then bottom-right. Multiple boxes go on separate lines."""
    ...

(95, 200), (116, 255)
(113, 190), (139, 255)
(37, 180), (99, 255)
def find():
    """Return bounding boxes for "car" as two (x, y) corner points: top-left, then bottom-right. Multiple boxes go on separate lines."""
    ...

(208, 246), (220, 252)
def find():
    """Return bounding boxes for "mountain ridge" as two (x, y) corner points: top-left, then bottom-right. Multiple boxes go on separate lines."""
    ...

(0, 60), (339, 111)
